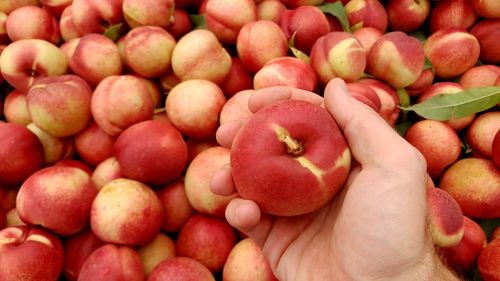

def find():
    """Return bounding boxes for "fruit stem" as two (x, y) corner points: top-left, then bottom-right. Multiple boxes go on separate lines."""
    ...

(280, 135), (304, 156)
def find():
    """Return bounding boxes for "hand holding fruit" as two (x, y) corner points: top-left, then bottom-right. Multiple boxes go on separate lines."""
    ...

(211, 78), (460, 280)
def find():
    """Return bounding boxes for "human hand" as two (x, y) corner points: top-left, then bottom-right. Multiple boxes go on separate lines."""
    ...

(211, 78), (460, 281)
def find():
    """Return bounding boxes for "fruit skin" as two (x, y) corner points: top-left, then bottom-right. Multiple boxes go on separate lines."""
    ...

(0, 38), (68, 93)
(424, 28), (480, 79)
(26, 74), (92, 137)
(156, 180), (195, 233)
(71, 0), (123, 35)
(470, 19), (500, 66)
(77, 244), (145, 281)
(123, 0), (175, 28)
(231, 99), (351, 216)
(344, 0), (388, 33)
(3, 89), (31, 126)
(113, 119), (188, 186)
(459, 65), (500, 89)
(493, 130), (500, 169)
(428, 0), (478, 33)
(427, 186), (464, 248)
(220, 58), (253, 97)
(478, 238), (500, 281)
(386, 0), (430, 33)
(465, 112), (500, 159)
(16, 166), (98, 236)
(176, 214), (237, 273)
(5, 5), (60, 44)
(471, 0), (500, 18)
(366, 31), (424, 88)
(137, 232), (176, 277)
(62, 227), (105, 281)
(171, 29), (232, 84)
(90, 178), (164, 246)
(440, 216), (487, 273)
(0, 226), (64, 281)
(440, 158), (500, 219)
(223, 238), (278, 281)
(75, 121), (115, 167)
(148, 257), (215, 281)
(0, 123), (43, 185)
(404, 120), (461, 178)
(310, 31), (367, 84)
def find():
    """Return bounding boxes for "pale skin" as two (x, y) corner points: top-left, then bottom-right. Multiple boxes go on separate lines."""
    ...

(211, 78), (461, 281)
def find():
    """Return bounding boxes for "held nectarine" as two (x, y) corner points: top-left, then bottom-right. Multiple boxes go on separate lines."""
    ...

(231, 99), (351, 216)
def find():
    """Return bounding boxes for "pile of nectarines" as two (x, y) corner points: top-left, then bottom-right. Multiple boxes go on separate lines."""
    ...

(0, 0), (498, 280)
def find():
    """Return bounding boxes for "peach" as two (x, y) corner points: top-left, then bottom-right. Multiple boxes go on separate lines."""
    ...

(492, 227), (500, 241)
(352, 27), (383, 57)
(91, 75), (154, 136)
(156, 180), (195, 233)
(172, 29), (232, 84)
(77, 244), (145, 281)
(279, 5), (330, 54)
(186, 139), (219, 163)
(0, 123), (43, 185)
(220, 89), (254, 125)
(470, 19), (500, 65)
(0, 206), (5, 229)
(59, 5), (83, 42)
(70, 33), (122, 86)
(123, 0), (175, 28)
(159, 69), (181, 92)
(424, 28), (480, 79)
(148, 257), (215, 281)
(465, 112), (500, 159)
(344, 0), (388, 32)
(0, 226), (64, 281)
(75, 122), (116, 167)
(0, 12), (7, 43)
(257, 0), (286, 23)
(166, 79), (226, 140)
(16, 166), (97, 236)
(5, 6), (60, 44)
(440, 216), (487, 273)
(124, 26), (176, 78)
(3, 90), (31, 125)
(203, 0), (257, 44)
(427, 186), (464, 248)
(166, 9), (193, 39)
(231, 99), (351, 216)
(185, 146), (238, 217)
(26, 75), (92, 137)
(0, 0), (41, 14)
(471, 0), (500, 19)
(346, 82), (381, 112)
(440, 158), (500, 219)
(386, 0), (430, 32)
(54, 159), (93, 175)
(62, 227), (105, 281)
(310, 31), (366, 84)
(71, 0), (124, 35)
(493, 130), (500, 169)
(220, 57), (253, 97)
(91, 178), (163, 246)
(40, 0), (72, 18)
(5, 208), (26, 227)
(176, 214), (237, 272)
(367, 31), (424, 88)
(138, 232), (176, 276)
(91, 157), (123, 190)
(223, 238), (278, 281)
(0, 39), (68, 93)
(428, 0), (478, 33)
(357, 78), (400, 126)
(0, 186), (18, 212)
(236, 20), (288, 73)
(418, 82), (475, 131)
(26, 123), (73, 165)
(478, 238), (500, 281)
(406, 68), (435, 97)
(59, 37), (79, 60)
(404, 120), (461, 178)
(459, 65), (500, 89)
(254, 57), (318, 91)
(114, 119), (188, 186)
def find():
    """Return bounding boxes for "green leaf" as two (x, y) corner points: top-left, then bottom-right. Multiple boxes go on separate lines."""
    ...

(424, 57), (433, 72)
(103, 23), (123, 42)
(317, 2), (351, 33)
(288, 32), (310, 63)
(409, 30), (427, 43)
(395, 120), (412, 136)
(396, 88), (410, 121)
(400, 86), (500, 121)
(189, 15), (207, 29)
